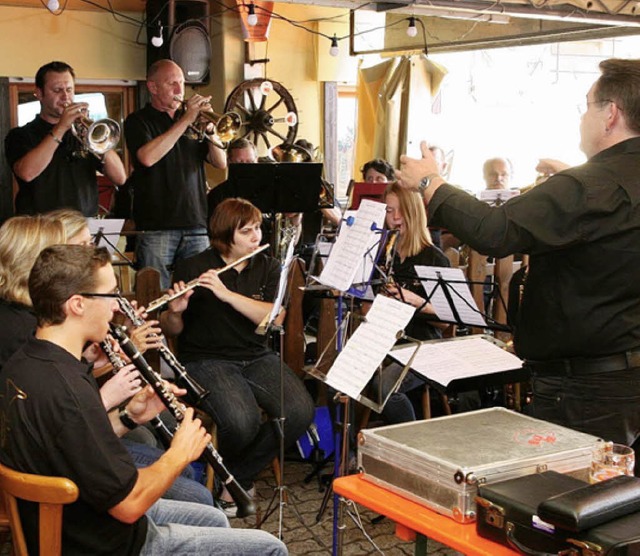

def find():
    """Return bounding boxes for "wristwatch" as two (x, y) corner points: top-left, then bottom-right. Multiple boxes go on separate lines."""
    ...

(418, 173), (440, 194)
(119, 407), (138, 430)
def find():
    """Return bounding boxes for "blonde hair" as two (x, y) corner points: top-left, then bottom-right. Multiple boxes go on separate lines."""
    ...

(0, 216), (67, 306)
(383, 182), (432, 258)
(44, 208), (88, 243)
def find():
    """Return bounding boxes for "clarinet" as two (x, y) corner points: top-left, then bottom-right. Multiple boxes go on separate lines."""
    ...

(100, 337), (176, 448)
(109, 323), (256, 518)
(115, 295), (209, 407)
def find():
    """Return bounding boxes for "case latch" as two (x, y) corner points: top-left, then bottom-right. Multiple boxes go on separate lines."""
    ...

(476, 496), (504, 529)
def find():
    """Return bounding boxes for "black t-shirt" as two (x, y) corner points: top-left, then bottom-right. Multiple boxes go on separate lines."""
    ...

(0, 300), (36, 372)
(0, 338), (147, 555)
(173, 249), (281, 361)
(392, 244), (451, 341)
(4, 116), (101, 216)
(125, 104), (209, 230)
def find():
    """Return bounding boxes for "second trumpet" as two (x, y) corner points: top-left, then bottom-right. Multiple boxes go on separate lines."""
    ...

(175, 95), (241, 146)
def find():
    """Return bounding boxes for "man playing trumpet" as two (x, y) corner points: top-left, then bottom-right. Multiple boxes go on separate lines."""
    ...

(125, 59), (227, 289)
(5, 61), (127, 216)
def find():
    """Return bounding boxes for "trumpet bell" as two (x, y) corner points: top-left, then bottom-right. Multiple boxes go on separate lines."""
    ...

(72, 117), (121, 155)
(216, 112), (242, 142)
(271, 143), (312, 163)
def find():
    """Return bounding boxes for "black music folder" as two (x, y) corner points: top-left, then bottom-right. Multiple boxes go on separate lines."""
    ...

(227, 162), (323, 213)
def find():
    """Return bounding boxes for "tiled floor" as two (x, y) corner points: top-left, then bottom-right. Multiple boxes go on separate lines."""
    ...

(229, 459), (463, 555)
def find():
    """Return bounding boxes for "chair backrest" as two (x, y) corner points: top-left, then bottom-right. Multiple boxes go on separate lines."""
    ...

(0, 462), (78, 556)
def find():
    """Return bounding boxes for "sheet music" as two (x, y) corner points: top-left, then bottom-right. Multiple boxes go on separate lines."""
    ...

(414, 266), (487, 327)
(391, 336), (523, 387)
(317, 200), (387, 292)
(87, 218), (124, 257)
(325, 295), (415, 399)
(256, 238), (295, 335)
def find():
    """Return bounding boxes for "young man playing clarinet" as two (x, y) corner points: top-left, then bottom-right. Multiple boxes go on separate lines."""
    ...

(0, 244), (287, 555)
(161, 198), (315, 516)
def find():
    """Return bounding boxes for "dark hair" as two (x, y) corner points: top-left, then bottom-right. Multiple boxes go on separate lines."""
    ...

(29, 245), (111, 326)
(596, 59), (640, 134)
(35, 61), (75, 90)
(209, 198), (262, 256)
(361, 158), (395, 181)
(228, 138), (256, 153)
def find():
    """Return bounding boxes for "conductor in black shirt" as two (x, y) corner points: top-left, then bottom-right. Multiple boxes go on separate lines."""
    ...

(398, 58), (640, 453)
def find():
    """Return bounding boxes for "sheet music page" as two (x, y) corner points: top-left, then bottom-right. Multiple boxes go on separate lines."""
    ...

(317, 200), (387, 292)
(87, 218), (125, 257)
(325, 295), (415, 399)
(391, 336), (523, 387)
(414, 266), (487, 327)
(258, 238), (295, 334)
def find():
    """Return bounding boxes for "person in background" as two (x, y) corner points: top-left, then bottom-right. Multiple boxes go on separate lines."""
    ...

(125, 59), (226, 289)
(482, 157), (512, 190)
(372, 182), (451, 424)
(362, 158), (395, 183)
(5, 61), (126, 216)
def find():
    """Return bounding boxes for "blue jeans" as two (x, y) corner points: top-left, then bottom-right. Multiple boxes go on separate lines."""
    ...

(136, 228), (209, 289)
(141, 498), (287, 555)
(123, 440), (213, 507)
(186, 352), (315, 489)
(370, 362), (427, 424)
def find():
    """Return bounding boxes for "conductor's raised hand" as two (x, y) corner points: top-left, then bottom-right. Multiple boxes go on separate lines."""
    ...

(396, 141), (439, 190)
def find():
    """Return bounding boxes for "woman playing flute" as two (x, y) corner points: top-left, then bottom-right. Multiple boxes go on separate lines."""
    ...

(160, 197), (314, 516)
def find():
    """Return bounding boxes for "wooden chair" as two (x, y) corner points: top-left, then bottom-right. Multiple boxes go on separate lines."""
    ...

(0, 462), (78, 556)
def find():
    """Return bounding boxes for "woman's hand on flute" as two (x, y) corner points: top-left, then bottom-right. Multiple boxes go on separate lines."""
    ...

(198, 269), (231, 302)
(167, 281), (194, 314)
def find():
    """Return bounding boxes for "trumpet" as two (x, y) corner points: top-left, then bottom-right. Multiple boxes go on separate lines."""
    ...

(67, 105), (120, 158)
(145, 244), (270, 313)
(174, 96), (242, 148)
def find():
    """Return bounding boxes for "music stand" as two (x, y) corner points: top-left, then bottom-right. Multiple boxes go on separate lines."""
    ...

(87, 218), (133, 268)
(227, 162), (324, 213)
(347, 181), (387, 210)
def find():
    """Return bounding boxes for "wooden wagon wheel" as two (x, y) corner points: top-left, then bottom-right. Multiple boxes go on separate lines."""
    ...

(224, 78), (298, 151)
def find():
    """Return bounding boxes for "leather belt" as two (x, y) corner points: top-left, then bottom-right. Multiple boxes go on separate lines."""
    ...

(525, 349), (640, 377)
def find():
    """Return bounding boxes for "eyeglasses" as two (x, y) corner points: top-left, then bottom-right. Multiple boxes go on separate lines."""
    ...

(578, 99), (614, 115)
(77, 288), (122, 299)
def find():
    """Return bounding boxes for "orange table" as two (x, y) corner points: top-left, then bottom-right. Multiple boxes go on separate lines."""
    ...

(333, 474), (518, 556)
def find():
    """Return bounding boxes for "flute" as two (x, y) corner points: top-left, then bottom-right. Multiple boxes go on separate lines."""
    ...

(145, 243), (270, 313)
(109, 324), (256, 518)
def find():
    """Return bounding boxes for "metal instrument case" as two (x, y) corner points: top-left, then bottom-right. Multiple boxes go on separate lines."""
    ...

(357, 407), (599, 523)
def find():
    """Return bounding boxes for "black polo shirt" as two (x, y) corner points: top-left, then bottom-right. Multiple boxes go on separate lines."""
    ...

(0, 300), (36, 372)
(0, 337), (147, 555)
(125, 104), (209, 231)
(4, 115), (101, 216)
(173, 249), (281, 361)
(392, 245), (451, 341)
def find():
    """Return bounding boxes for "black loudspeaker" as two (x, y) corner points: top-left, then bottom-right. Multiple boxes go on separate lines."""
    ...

(146, 0), (211, 86)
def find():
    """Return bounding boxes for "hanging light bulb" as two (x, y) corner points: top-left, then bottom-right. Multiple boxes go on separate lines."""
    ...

(46, 0), (60, 12)
(329, 35), (339, 57)
(247, 3), (258, 27)
(406, 17), (418, 38)
(151, 21), (164, 48)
